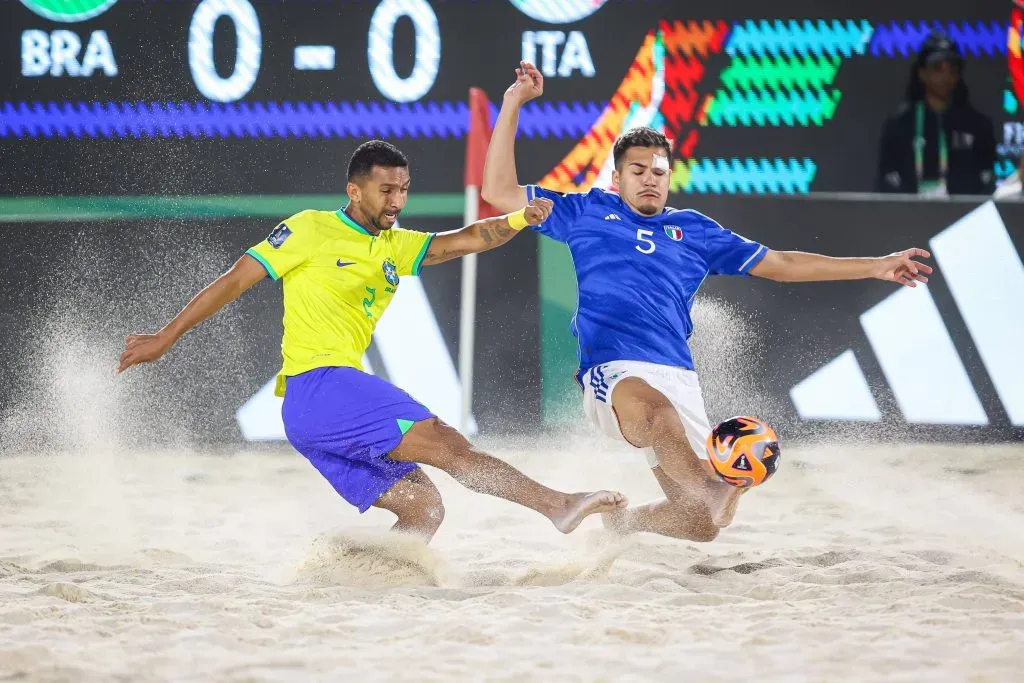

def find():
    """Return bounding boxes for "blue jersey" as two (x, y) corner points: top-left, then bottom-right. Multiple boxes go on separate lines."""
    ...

(527, 184), (767, 376)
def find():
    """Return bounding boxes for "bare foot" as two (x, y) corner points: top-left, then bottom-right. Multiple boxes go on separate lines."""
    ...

(707, 480), (747, 527)
(551, 491), (628, 534)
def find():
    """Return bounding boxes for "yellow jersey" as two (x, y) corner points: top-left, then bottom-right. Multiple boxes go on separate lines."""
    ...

(246, 209), (433, 397)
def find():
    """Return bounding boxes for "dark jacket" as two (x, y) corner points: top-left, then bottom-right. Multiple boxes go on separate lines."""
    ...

(876, 80), (996, 195)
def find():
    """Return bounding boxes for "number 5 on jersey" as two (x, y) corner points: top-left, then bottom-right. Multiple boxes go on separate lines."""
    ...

(635, 229), (656, 254)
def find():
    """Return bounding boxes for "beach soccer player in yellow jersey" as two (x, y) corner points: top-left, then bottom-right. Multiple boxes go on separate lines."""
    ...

(117, 140), (627, 542)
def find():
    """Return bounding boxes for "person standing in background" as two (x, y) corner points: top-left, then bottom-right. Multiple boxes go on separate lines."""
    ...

(876, 32), (996, 196)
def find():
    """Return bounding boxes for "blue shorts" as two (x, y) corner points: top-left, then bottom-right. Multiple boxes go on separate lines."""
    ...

(281, 367), (435, 512)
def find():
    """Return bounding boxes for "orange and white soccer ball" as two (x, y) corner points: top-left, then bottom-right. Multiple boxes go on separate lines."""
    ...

(705, 416), (781, 488)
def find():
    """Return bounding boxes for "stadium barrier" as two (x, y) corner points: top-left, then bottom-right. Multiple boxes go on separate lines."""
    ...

(1, 194), (1020, 448)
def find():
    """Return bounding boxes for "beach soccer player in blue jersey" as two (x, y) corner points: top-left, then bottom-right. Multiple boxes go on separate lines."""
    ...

(482, 62), (933, 542)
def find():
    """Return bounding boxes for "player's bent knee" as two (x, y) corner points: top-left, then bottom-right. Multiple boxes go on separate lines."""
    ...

(689, 524), (720, 543)
(621, 399), (666, 438)
(664, 510), (720, 542)
(647, 402), (680, 427)
(417, 475), (445, 510)
(424, 488), (445, 523)
(679, 507), (721, 542)
(397, 492), (445, 534)
(644, 402), (686, 441)
(420, 499), (445, 533)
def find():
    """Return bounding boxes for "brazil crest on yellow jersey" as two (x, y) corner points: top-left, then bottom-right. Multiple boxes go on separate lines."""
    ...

(246, 209), (433, 397)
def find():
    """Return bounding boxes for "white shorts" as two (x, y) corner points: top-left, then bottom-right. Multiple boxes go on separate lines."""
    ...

(581, 360), (713, 468)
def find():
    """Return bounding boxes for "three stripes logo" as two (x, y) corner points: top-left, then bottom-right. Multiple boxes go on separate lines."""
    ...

(789, 201), (1024, 427)
(589, 365), (611, 403)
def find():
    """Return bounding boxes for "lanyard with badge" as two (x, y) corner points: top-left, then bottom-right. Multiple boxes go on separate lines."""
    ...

(914, 102), (948, 196)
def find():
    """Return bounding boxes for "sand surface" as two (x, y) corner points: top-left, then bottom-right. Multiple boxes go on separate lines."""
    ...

(0, 437), (1022, 682)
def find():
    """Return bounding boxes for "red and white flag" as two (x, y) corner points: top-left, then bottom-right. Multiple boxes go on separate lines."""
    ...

(464, 87), (501, 220)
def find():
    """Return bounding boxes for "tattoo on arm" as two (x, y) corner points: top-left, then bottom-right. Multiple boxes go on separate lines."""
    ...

(493, 224), (514, 239)
(419, 217), (521, 267)
(421, 247), (471, 266)
(476, 220), (516, 249)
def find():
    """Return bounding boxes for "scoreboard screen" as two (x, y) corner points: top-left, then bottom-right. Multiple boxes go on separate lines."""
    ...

(0, 0), (1013, 198)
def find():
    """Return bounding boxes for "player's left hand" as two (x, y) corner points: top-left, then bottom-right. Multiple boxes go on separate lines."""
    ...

(503, 61), (544, 106)
(873, 248), (933, 287)
(523, 198), (553, 226)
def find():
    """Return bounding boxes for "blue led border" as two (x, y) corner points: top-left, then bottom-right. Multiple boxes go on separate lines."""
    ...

(0, 101), (605, 139)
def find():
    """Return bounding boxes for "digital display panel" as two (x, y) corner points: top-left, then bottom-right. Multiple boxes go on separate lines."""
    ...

(0, 0), (1011, 198)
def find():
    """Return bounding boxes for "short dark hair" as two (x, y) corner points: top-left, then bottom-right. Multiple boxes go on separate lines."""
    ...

(347, 140), (409, 182)
(612, 127), (672, 169)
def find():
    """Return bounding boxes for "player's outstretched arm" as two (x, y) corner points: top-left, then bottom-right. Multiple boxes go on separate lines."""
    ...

(420, 198), (553, 267)
(117, 255), (268, 373)
(750, 248), (933, 287)
(481, 61), (544, 213)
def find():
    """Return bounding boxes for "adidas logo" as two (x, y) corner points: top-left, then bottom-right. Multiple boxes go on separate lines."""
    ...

(604, 213), (621, 221)
(790, 201), (1024, 427)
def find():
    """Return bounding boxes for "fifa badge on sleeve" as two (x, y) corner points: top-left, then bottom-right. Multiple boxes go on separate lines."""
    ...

(267, 223), (292, 249)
